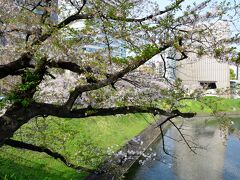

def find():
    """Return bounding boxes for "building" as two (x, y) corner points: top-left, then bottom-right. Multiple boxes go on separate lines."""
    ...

(141, 48), (178, 82)
(82, 37), (126, 58)
(176, 54), (230, 90)
(176, 21), (231, 90)
(57, 1), (126, 58)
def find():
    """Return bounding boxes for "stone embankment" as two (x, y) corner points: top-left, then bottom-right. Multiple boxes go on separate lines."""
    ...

(86, 116), (167, 180)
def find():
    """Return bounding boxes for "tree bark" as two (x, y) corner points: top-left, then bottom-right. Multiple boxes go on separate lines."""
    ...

(5, 139), (94, 173)
(0, 102), (195, 146)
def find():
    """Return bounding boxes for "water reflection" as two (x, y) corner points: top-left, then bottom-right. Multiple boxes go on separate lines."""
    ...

(125, 118), (240, 180)
(173, 121), (226, 180)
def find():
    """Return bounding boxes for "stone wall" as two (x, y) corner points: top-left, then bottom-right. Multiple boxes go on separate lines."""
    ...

(86, 116), (167, 180)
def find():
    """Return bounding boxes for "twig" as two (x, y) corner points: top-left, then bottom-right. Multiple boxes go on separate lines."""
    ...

(169, 119), (197, 154)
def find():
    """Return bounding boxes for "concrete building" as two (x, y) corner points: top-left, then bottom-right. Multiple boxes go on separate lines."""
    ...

(176, 54), (230, 90)
(176, 21), (231, 90)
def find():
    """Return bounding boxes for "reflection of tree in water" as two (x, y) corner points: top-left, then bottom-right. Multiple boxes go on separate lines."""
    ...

(226, 118), (240, 140)
(125, 118), (240, 180)
(196, 117), (240, 141)
(193, 124), (215, 138)
(171, 119), (227, 180)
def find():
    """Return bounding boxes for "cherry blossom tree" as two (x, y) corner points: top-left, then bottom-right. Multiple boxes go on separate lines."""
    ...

(0, 0), (240, 172)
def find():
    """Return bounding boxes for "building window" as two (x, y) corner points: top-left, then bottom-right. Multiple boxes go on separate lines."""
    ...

(200, 82), (217, 89)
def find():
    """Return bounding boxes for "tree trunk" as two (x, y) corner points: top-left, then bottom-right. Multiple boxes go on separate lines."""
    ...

(0, 105), (36, 146)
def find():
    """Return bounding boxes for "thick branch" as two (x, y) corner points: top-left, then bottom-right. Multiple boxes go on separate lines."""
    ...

(47, 60), (86, 74)
(0, 104), (40, 146)
(0, 101), (195, 146)
(32, 102), (196, 119)
(57, 2), (89, 29)
(4, 139), (94, 173)
(167, 51), (188, 61)
(65, 44), (170, 109)
(32, 13), (93, 46)
(0, 52), (33, 79)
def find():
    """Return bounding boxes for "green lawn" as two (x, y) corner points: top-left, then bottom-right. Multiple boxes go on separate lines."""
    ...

(0, 113), (154, 180)
(179, 97), (240, 113)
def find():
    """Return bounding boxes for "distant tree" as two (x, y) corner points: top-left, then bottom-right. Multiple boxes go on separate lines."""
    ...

(0, 0), (240, 172)
(230, 69), (236, 80)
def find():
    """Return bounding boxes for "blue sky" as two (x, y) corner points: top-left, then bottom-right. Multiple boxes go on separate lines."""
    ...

(153, 0), (239, 35)
(154, 0), (207, 10)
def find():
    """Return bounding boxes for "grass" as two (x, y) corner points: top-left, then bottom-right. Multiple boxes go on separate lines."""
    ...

(1, 97), (240, 179)
(0, 113), (154, 180)
(179, 97), (240, 113)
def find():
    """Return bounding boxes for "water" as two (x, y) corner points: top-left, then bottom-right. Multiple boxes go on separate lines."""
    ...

(125, 118), (240, 180)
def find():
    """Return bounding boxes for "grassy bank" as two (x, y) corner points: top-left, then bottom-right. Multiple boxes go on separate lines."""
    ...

(179, 97), (240, 113)
(0, 113), (154, 180)
(1, 97), (240, 179)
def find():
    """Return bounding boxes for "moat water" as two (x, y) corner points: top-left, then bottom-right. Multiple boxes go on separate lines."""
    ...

(125, 117), (240, 180)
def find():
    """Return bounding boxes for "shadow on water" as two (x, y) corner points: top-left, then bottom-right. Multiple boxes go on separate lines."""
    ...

(125, 117), (240, 180)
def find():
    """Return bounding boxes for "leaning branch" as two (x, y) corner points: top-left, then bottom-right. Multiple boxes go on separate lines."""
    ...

(64, 44), (171, 109)
(0, 5), (91, 78)
(0, 52), (33, 79)
(47, 60), (97, 84)
(4, 139), (94, 173)
(47, 60), (86, 74)
(2, 0), (183, 80)
(32, 102), (196, 119)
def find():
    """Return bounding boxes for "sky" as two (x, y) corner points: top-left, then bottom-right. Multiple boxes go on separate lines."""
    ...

(153, 0), (207, 11)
